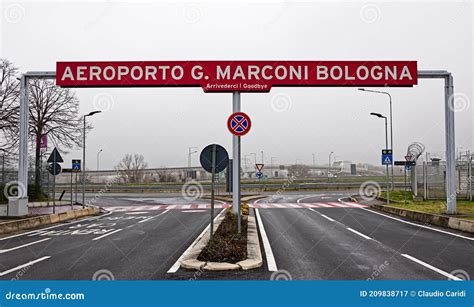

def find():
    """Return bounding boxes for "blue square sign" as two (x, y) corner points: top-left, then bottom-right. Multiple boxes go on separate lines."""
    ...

(72, 159), (81, 171)
(381, 149), (393, 165)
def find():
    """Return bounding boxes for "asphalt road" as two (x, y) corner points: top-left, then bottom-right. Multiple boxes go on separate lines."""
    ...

(0, 191), (472, 280)
(0, 194), (220, 280)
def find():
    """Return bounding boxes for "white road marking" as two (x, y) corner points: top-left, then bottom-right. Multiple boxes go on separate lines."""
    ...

(346, 227), (373, 240)
(0, 238), (51, 254)
(401, 254), (461, 280)
(125, 212), (148, 215)
(358, 207), (474, 241)
(296, 195), (315, 203)
(0, 211), (112, 241)
(181, 210), (206, 213)
(92, 229), (123, 241)
(320, 214), (335, 222)
(167, 209), (226, 273)
(0, 256), (51, 277)
(138, 210), (170, 224)
(255, 208), (278, 272)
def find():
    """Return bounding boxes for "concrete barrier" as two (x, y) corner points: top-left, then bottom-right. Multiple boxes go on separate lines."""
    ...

(371, 204), (474, 234)
(0, 207), (101, 236)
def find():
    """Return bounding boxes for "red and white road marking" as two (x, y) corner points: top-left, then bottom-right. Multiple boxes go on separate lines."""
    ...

(106, 202), (367, 212)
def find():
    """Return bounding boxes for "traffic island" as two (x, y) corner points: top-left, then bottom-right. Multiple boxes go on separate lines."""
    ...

(180, 205), (262, 271)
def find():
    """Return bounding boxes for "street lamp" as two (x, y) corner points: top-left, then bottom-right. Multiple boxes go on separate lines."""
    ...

(97, 149), (103, 171)
(328, 151), (334, 182)
(370, 112), (390, 205)
(187, 147), (198, 179)
(312, 153), (316, 177)
(270, 157), (277, 177)
(261, 151), (264, 164)
(359, 88), (394, 190)
(82, 110), (101, 207)
(249, 153), (257, 166)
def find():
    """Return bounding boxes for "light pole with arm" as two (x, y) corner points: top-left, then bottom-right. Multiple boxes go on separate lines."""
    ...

(82, 110), (101, 207)
(359, 88), (393, 189)
(97, 149), (103, 171)
(328, 151), (333, 182)
(187, 147), (197, 179)
(370, 112), (390, 205)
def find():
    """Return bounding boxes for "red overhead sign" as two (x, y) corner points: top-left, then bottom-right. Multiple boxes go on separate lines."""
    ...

(56, 61), (418, 92)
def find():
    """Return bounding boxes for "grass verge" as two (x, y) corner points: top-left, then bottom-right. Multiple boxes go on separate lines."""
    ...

(380, 190), (474, 219)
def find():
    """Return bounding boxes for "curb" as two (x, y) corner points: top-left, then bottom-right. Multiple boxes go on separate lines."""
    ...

(370, 204), (474, 234)
(180, 213), (263, 271)
(0, 207), (101, 236)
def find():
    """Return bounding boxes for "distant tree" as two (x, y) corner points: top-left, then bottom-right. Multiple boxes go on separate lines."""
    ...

(287, 164), (309, 177)
(115, 154), (148, 183)
(0, 59), (20, 153)
(28, 79), (83, 191)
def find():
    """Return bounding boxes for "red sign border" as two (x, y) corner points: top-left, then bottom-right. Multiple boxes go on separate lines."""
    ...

(227, 112), (252, 136)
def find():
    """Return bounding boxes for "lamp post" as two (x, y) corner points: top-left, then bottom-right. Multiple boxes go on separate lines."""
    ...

(370, 112), (390, 205)
(97, 149), (103, 171)
(328, 151), (333, 182)
(188, 147), (197, 179)
(270, 157), (277, 178)
(82, 110), (101, 207)
(359, 88), (393, 190)
(312, 153), (316, 177)
(261, 151), (264, 164)
(249, 153), (257, 166)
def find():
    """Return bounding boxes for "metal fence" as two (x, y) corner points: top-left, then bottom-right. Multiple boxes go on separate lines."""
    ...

(414, 153), (473, 201)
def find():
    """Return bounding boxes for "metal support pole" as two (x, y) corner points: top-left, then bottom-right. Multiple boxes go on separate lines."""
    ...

(70, 171), (73, 208)
(384, 117), (390, 205)
(75, 172), (78, 204)
(444, 74), (456, 213)
(210, 144), (216, 242)
(232, 92), (241, 234)
(82, 116), (86, 208)
(418, 70), (456, 213)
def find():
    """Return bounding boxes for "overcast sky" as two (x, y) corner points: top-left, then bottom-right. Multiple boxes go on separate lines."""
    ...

(1, 0), (472, 170)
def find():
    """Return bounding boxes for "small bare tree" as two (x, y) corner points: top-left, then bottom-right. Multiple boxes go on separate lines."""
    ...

(28, 79), (83, 191)
(0, 59), (20, 153)
(115, 154), (148, 183)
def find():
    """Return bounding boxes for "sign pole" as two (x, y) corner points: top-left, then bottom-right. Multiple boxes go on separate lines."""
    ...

(53, 153), (56, 214)
(75, 172), (78, 204)
(232, 92), (241, 234)
(70, 171), (73, 209)
(210, 144), (216, 243)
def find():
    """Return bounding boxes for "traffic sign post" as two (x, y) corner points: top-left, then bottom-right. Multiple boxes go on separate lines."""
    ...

(256, 171), (263, 180)
(200, 144), (229, 240)
(47, 147), (63, 214)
